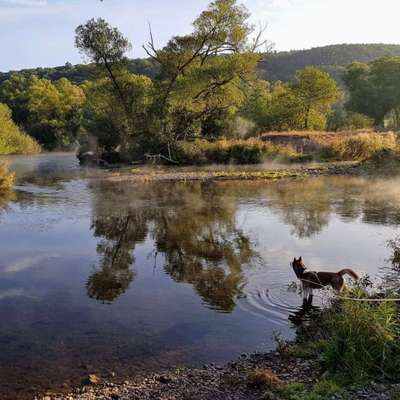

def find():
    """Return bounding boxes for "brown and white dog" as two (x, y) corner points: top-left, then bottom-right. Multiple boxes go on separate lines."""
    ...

(291, 257), (359, 302)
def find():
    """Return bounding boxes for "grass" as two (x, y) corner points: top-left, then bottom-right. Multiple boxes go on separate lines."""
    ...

(171, 132), (400, 166)
(321, 295), (400, 383)
(262, 380), (342, 400)
(319, 132), (398, 161)
(289, 281), (400, 385)
(0, 103), (41, 155)
(174, 138), (300, 164)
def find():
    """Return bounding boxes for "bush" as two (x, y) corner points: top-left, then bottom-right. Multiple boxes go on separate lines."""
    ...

(320, 132), (398, 161)
(174, 139), (299, 164)
(0, 162), (15, 192)
(321, 292), (400, 382)
(0, 103), (41, 155)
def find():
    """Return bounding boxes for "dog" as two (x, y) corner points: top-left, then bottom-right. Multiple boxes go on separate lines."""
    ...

(291, 257), (359, 303)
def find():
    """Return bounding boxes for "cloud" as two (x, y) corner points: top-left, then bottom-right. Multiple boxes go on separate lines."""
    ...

(3, 253), (58, 273)
(0, 0), (47, 6)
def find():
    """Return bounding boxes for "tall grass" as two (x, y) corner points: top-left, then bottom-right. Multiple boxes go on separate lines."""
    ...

(175, 139), (299, 164)
(320, 289), (400, 383)
(0, 103), (41, 155)
(320, 132), (398, 161)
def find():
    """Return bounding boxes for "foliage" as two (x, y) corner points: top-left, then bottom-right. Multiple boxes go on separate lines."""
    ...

(328, 105), (374, 131)
(81, 73), (154, 154)
(242, 68), (339, 131)
(3, 44), (400, 86)
(291, 67), (339, 130)
(0, 162), (15, 192)
(142, 0), (264, 146)
(259, 43), (400, 83)
(0, 74), (85, 149)
(344, 57), (400, 127)
(0, 103), (41, 155)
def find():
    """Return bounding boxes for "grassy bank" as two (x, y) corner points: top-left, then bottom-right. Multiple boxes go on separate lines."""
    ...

(165, 131), (400, 166)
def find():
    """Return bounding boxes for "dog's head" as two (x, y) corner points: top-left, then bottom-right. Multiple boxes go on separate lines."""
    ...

(292, 256), (306, 278)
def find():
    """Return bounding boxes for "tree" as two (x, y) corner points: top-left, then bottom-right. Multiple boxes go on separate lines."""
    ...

(344, 57), (400, 127)
(75, 18), (134, 137)
(291, 67), (339, 130)
(0, 73), (32, 126)
(82, 73), (154, 154)
(143, 0), (267, 152)
(27, 77), (85, 148)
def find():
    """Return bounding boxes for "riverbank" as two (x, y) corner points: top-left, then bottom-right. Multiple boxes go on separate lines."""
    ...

(39, 348), (400, 400)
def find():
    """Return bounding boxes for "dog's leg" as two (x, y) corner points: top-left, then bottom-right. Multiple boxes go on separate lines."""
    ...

(307, 289), (313, 305)
(302, 283), (307, 300)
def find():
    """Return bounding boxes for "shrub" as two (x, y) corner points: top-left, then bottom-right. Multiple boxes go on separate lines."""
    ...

(0, 103), (41, 155)
(320, 132), (398, 161)
(0, 162), (15, 192)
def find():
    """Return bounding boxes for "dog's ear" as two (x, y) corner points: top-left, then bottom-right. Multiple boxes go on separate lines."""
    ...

(293, 257), (296, 263)
(299, 256), (302, 262)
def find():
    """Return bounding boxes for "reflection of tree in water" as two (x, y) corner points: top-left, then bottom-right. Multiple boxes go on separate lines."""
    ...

(264, 177), (400, 238)
(87, 176), (400, 305)
(88, 182), (255, 311)
(87, 213), (148, 303)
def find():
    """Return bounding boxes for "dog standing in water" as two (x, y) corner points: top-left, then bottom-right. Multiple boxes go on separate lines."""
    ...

(291, 257), (359, 304)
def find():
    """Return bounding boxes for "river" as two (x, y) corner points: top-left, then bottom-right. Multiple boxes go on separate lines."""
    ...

(0, 153), (398, 398)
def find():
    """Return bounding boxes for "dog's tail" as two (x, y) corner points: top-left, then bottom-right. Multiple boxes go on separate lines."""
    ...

(338, 268), (359, 280)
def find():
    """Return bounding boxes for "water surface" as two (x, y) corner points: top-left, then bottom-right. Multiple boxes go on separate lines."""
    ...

(0, 153), (399, 398)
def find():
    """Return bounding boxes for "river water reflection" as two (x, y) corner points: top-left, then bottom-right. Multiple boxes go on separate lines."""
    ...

(0, 154), (399, 398)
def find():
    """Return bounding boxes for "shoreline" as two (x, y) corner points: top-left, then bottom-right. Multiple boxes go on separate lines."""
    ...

(39, 348), (399, 400)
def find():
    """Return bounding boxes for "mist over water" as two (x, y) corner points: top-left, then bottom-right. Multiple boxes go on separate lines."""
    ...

(0, 153), (399, 398)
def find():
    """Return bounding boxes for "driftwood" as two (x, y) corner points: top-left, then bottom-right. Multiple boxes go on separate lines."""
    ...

(145, 153), (179, 165)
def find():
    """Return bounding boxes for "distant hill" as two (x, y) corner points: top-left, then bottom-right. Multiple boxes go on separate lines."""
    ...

(2, 43), (400, 85)
(258, 43), (400, 82)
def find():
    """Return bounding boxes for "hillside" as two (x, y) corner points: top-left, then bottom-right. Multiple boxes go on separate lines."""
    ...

(1, 43), (400, 85)
(258, 43), (400, 82)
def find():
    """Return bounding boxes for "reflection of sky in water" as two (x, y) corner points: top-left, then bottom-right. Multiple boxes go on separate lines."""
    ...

(0, 154), (399, 399)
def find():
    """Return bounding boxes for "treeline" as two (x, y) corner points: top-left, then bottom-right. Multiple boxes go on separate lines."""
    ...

(0, 59), (159, 86)
(2, 44), (400, 86)
(259, 43), (400, 83)
(0, 0), (400, 161)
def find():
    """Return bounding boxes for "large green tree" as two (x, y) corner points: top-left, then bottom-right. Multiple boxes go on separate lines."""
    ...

(142, 0), (267, 153)
(291, 67), (339, 130)
(344, 56), (400, 127)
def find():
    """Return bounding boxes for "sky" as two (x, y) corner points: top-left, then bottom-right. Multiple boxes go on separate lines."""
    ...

(0, 0), (399, 72)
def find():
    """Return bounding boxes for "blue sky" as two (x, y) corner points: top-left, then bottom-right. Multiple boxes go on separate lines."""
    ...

(1, 0), (399, 71)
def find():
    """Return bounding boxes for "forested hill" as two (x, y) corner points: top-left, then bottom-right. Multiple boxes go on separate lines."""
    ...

(258, 43), (400, 82)
(2, 43), (400, 84)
